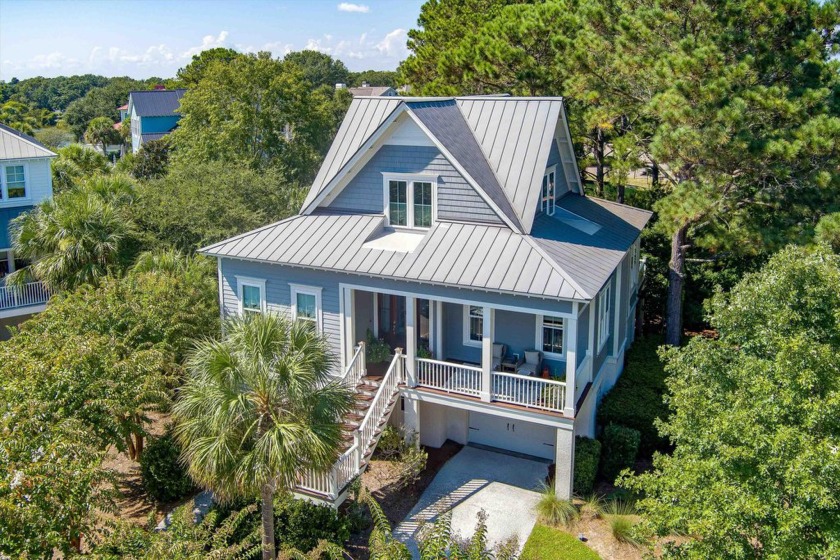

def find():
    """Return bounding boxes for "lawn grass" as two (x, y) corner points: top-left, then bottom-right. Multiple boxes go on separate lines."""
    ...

(521, 524), (601, 560)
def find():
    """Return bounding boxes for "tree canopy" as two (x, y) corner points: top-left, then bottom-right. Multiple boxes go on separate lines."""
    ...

(133, 159), (305, 253)
(623, 245), (840, 558)
(284, 50), (351, 88)
(169, 51), (349, 183)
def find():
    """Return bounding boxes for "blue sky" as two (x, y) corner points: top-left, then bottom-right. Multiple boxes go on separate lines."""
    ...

(0, 0), (425, 80)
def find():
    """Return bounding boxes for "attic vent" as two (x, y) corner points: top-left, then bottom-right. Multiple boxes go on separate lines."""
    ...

(553, 207), (602, 235)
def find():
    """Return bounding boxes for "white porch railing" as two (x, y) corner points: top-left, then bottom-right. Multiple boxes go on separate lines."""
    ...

(297, 350), (403, 502)
(491, 371), (566, 413)
(0, 281), (50, 311)
(416, 358), (482, 398)
(416, 358), (567, 414)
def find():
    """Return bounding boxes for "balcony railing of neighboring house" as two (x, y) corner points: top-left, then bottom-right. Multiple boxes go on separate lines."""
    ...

(415, 357), (567, 414)
(0, 280), (51, 312)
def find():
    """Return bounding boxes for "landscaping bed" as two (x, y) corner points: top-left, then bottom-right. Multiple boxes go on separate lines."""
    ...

(345, 440), (463, 559)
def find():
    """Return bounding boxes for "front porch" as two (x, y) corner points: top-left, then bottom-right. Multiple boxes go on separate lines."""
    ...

(0, 279), (50, 319)
(341, 285), (594, 418)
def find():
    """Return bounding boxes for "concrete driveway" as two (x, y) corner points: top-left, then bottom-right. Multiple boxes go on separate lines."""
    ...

(394, 445), (549, 556)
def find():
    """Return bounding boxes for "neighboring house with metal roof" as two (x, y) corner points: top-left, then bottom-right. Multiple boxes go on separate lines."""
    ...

(125, 88), (186, 153)
(202, 95), (652, 505)
(0, 123), (55, 328)
(347, 84), (398, 97)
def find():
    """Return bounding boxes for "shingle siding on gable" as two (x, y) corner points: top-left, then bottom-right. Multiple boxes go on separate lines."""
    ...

(327, 145), (503, 225)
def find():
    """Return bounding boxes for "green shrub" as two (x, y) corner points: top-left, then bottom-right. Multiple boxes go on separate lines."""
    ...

(573, 437), (601, 496)
(366, 329), (392, 363)
(535, 485), (578, 527)
(375, 424), (402, 459)
(609, 515), (639, 546)
(274, 494), (350, 551)
(600, 424), (641, 483)
(140, 427), (195, 503)
(597, 336), (669, 453)
(395, 444), (428, 490)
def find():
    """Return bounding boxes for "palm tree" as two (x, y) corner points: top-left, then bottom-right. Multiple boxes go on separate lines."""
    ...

(174, 313), (355, 560)
(7, 174), (137, 291)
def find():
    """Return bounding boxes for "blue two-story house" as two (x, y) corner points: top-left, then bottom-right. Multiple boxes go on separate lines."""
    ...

(0, 123), (55, 335)
(202, 95), (651, 505)
(126, 88), (186, 153)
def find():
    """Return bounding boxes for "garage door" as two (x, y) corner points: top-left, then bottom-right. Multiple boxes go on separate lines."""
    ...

(467, 412), (556, 460)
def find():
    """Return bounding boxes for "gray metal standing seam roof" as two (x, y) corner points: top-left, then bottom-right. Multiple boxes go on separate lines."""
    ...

(0, 123), (57, 160)
(201, 193), (652, 301)
(129, 89), (187, 117)
(300, 96), (578, 234)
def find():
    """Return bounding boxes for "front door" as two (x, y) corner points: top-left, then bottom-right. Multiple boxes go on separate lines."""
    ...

(377, 294), (406, 351)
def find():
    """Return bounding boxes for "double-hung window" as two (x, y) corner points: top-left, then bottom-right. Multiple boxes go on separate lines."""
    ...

(541, 167), (556, 215)
(597, 284), (611, 350)
(463, 305), (484, 346)
(291, 284), (322, 332)
(384, 174), (435, 229)
(538, 315), (565, 358)
(237, 277), (266, 315)
(1, 165), (27, 200)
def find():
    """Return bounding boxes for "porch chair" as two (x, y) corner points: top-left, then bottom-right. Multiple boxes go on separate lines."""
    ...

(516, 350), (543, 377)
(492, 343), (507, 371)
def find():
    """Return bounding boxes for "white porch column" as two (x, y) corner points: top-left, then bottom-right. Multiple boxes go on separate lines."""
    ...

(403, 395), (421, 446)
(342, 287), (355, 367)
(434, 300), (443, 360)
(554, 426), (574, 499)
(564, 303), (578, 417)
(405, 295), (417, 387)
(480, 306), (494, 403)
(587, 301), (596, 383)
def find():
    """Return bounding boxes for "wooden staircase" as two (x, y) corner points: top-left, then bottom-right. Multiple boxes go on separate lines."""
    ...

(295, 345), (404, 505)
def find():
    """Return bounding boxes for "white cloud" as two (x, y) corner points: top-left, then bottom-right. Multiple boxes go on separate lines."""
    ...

(337, 3), (369, 13)
(376, 28), (408, 58)
(181, 30), (230, 59)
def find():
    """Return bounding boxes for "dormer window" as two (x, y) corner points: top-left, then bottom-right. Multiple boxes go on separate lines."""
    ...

(383, 173), (436, 229)
(541, 166), (556, 215)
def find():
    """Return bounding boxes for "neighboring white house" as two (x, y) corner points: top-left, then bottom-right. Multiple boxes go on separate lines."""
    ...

(202, 95), (652, 505)
(0, 123), (55, 329)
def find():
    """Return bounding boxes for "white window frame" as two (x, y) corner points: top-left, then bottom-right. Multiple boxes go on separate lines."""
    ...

(0, 162), (30, 202)
(290, 284), (323, 333)
(236, 276), (266, 315)
(535, 314), (566, 359)
(597, 283), (611, 351)
(462, 304), (484, 348)
(382, 172), (437, 230)
(540, 165), (557, 216)
(629, 239), (640, 289)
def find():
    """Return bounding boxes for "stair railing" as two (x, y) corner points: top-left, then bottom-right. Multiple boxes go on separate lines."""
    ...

(337, 341), (366, 389)
(355, 350), (404, 470)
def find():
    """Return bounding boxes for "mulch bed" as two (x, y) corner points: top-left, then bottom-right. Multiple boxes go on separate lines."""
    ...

(345, 440), (463, 559)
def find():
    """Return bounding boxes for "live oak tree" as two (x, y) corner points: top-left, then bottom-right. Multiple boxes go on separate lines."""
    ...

(283, 50), (351, 88)
(622, 246), (840, 558)
(170, 51), (347, 184)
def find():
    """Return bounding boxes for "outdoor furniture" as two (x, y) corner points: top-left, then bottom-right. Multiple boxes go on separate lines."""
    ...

(516, 350), (543, 377)
(500, 357), (518, 373)
(492, 343), (507, 371)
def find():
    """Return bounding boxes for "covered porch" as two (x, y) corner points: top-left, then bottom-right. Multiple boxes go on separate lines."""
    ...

(341, 285), (594, 417)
